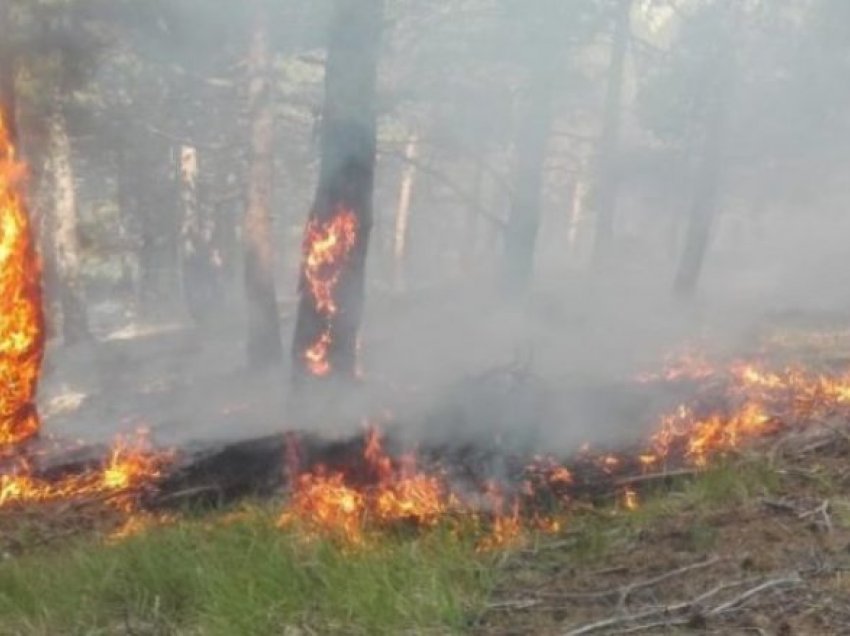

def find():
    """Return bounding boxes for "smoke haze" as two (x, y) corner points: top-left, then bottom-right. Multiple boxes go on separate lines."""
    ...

(18, 0), (850, 455)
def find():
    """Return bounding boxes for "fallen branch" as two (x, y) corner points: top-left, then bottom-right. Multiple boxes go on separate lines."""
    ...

(615, 469), (698, 488)
(486, 598), (541, 611)
(799, 500), (832, 533)
(707, 574), (802, 615)
(561, 575), (792, 636)
(617, 556), (722, 610)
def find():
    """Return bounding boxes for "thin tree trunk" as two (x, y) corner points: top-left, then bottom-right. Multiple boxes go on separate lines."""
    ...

(501, 75), (554, 295)
(393, 133), (418, 293)
(567, 171), (588, 251)
(673, 4), (741, 297)
(461, 157), (485, 271)
(178, 145), (217, 323)
(243, 10), (282, 368)
(291, 0), (383, 383)
(672, 111), (724, 296)
(592, 0), (631, 266)
(48, 109), (90, 345)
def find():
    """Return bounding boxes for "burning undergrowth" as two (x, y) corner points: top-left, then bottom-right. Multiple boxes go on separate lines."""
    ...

(3, 345), (850, 551)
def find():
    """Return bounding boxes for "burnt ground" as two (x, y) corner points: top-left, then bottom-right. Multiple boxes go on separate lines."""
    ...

(475, 433), (850, 636)
(20, 290), (850, 634)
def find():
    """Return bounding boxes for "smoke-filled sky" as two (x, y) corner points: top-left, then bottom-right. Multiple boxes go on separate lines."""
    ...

(20, 0), (850, 451)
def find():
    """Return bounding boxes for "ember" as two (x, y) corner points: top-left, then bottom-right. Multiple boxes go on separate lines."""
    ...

(0, 110), (44, 448)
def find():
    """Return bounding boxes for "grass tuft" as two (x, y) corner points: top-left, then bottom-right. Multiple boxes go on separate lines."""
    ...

(0, 506), (493, 635)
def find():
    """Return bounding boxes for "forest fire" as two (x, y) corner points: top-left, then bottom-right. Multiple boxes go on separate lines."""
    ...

(279, 427), (453, 545)
(297, 205), (359, 377)
(0, 111), (44, 449)
(0, 430), (174, 512)
(275, 350), (850, 547)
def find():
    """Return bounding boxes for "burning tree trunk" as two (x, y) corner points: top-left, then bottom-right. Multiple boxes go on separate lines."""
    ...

(393, 133), (417, 293)
(47, 108), (90, 345)
(0, 59), (45, 447)
(592, 0), (631, 267)
(501, 74), (553, 295)
(291, 0), (384, 382)
(178, 145), (217, 324)
(243, 10), (283, 368)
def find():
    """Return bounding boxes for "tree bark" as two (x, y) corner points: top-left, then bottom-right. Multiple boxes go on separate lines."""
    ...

(178, 145), (218, 324)
(393, 133), (418, 293)
(501, 74), (554, 295)
(243, 9), (283, 368)
(47, 108), (90, 345)
(291, 0), (383, 383)
(673, 4), (741, 297)
(672, 107), (724, 297)
(592, 0), (631, 266)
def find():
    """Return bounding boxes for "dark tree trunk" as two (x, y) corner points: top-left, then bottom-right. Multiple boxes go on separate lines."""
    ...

(501, 74), (553, 295)
(48, 108), (90, 345)
(592, 0), (631, 266)
(673, 4), (741, 298)
(672, 108), (725, 297)
(243, 9), (283, 368)
(291, 0), (383, 383)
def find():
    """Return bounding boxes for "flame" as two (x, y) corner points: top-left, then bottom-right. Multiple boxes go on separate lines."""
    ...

(298, 206), (359, 377)
(280, 426), (451, 544)
(0, 111), (44, 448)
(637, 347), (715, 383)
(302, 206), (358, 317)
(304, 330), (332, 377)
(0, 429), (173, 511)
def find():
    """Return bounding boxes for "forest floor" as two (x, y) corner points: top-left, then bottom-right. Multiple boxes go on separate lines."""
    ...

(2, 438), (850, 635)
(6, 298), (850, 634)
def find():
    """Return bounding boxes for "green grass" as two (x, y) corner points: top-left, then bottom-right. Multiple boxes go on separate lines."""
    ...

(0, 458), (797, 635)
(0, 507), (494, 636)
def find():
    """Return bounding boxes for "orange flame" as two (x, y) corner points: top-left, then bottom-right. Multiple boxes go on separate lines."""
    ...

(304, 330), (332, 377)
(279, 426), (451, 544)
(300, 205), (359, 376)
(303, 206), (358, 316)
(0, 430), (173, 511)
(0, 111), (44, 448)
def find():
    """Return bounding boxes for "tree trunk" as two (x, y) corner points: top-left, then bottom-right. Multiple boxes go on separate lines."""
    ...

(243, 10), (282, 368)
(501, 75), (553, 295)
(592, 0), (631, 266)
(461, 157), (485, 271)
(672, 111), (724, 297)
(393, 133), (418, 293)
(291, 0), (383, 383)
(0, 24), (46, 445)
(567, 170), (588, 251)
(673, 4), (741, 297)
(178, 145), (218, 324)
(48, 109), (90, 345)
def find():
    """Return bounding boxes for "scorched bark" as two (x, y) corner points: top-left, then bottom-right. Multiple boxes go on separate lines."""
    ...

(291, 0), (383, 382)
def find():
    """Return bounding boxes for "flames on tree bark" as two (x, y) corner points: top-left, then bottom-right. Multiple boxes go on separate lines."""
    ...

(291, 0), (382, 382)
(0, 110), (45, 448)
(299, 206), (360, 378)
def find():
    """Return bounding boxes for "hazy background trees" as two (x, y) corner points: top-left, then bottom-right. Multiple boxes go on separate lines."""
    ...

(7, 0), (850, 386)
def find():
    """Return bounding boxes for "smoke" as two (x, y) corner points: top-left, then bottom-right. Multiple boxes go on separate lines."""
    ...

(23, 0), (850, 456)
